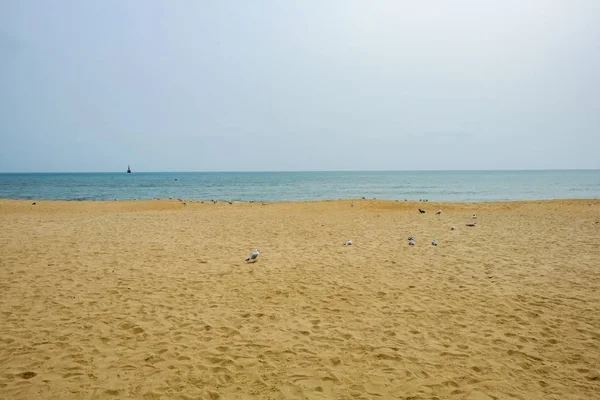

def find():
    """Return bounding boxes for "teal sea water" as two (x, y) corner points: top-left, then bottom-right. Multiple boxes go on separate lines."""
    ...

(0, 171), (598, 202)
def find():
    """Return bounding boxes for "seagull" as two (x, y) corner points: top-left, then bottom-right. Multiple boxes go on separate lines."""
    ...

(31, 202), (36, 205)
(419, 209), (426, 214)
(451, 225), (456, 230)
(435, 209), (442, 215)
(408, 239), (415, 246)
(344, 239), (353, 246)
(408, 235), (414, 241)
(245, 249), (260, 263)
(432, 239), (438, 246)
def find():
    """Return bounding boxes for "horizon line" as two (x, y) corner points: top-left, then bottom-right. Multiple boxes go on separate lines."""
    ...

(1, 168), (599, 174)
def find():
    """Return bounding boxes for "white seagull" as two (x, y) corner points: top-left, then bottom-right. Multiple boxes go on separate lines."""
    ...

(451, 225), (456, 230)
(245, 249), (260, 263)
(409, 239), (415, 246)
(432, 239), (438, 246)
(344, 239), (353, 246)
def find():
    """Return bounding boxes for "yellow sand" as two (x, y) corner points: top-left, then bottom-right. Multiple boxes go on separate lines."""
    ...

(1, 199), (599, 400)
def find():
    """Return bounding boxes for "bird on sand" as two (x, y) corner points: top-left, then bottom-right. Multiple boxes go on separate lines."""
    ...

(245, 249), (260, 263)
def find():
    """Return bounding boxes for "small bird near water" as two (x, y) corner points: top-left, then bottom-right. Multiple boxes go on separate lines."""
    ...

(344, 239), (353, 246)
(432, 239), (438, 246)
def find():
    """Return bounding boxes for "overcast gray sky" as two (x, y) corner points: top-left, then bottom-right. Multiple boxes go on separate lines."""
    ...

(1, 0), (598, 172)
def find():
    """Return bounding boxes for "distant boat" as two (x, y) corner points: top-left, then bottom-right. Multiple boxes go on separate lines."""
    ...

(127, 165), (131, 173)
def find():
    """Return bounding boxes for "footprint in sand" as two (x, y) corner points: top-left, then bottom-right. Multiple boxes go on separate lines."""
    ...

(17, 372), (37, 379)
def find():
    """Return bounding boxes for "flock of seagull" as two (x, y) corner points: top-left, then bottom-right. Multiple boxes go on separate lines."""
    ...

(243, 208), (479, 263)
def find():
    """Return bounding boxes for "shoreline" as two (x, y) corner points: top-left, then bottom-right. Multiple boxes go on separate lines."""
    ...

(1, 197), (598, 205)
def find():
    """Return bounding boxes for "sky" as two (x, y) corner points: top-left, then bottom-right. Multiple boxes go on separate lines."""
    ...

(1, 0), (599, 172)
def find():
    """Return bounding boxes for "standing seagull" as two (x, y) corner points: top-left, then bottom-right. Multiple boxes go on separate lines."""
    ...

(245, 249), (260, 263)
(432, 239), (438, 246)
(344, 239), (353, 246)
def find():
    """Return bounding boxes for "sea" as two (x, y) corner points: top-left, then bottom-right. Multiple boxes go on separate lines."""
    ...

(0, 171), (598, 203)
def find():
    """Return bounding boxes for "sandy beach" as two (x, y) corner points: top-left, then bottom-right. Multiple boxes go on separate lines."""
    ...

(1, 199), (599, 400)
